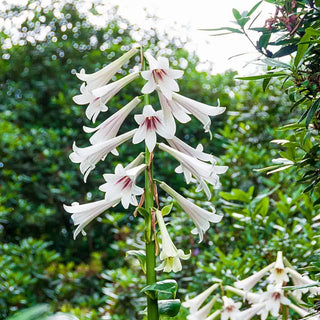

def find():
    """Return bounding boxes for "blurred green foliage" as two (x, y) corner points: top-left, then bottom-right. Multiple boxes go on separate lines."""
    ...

(1, 0), (319, 319)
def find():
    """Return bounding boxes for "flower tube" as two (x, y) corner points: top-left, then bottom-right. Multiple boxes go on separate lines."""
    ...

(160, 182), (223, 242)
(83, 97), (141, 145)
(64, 198), (120, 239)
(155, 210), (191, 273)
(182, 283), (220, 313)
(70, 129), (137, 182)
(141, 52), (184, 99)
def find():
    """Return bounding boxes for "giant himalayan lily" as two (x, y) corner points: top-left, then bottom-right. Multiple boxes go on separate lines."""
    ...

(159, 182), (223, 242)
(99, 163), (146, 209)
(141, 52), (184, 100)
(70, 129), (136, 182)
(133, 104), (175, 152)
(155, 209), (190, 273)
(64, 198), (120, 239)
(159, 143), (227, 199)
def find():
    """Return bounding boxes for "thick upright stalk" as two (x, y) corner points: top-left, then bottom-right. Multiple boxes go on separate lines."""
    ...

(143, 55), (159, 320)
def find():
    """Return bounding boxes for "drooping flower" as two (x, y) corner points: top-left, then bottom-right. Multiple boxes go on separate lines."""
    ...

(235, 303), (266, 320)
(70, 129), (137, 182)
(171, 92), (226, 137)
(220, 296), (242, 320)
(63, 198), (120, 239)
(234, 263), (275, 292)
(133, 105), (175, 152)
(99, 163), (146, 209)
(268, 251), (289, 286)
(159, 143), (228, 199)
(187, 295), (219, 320)
(73, 83), (109, 123)
(167, 136), (217, 164)
(46, 313), (80, 320)
(141, 52), (184, 100)
(155, 209), (191, 273)
(286, 267), (320, 298)
(159, 182), (223, 242)
(76, 47), (139, 90)
(157, 89), (191, 124)
(204, 310), (222, 320)
(83, 97), (141, 145)
(255, 285), (290, 320)
(74, 72), (139, 123)
(182, 283), (220, 313)
(288, 303), (320, 320)
(225, 285), (261, 304)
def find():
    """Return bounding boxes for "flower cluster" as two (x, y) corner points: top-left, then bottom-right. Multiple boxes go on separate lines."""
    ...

(64, 46), (227, 273)
(183, 251), (320, 319)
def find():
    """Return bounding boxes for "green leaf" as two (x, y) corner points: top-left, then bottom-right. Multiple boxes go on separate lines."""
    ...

(262, 77), (271, 92)
(262, 58), (290, 69)
(126, 250), (146, 274)
(258, 33), (271, 49)
(158, 299), (181, 317)
(232, 8), (242, 20)
(272, 45), (297, 58)
(141, 280), (178, 299)
(8, 305), (50, 320)
(294, 31), (311, 67)
(137, 207), (149, 218)
(248, 1), (262, 16)
(203, 27), (243, 34)
(305, 98), (320, 127)
(237, 73), (287, 80)
(161, 203), (173, 216)
(253, 197), (269, 217)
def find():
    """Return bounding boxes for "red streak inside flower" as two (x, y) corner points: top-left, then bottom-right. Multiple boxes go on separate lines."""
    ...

(225, 306), (235, 313)
(271, 292), (281, 300)
(143, 116), (161, 131)
(152, 69), (167, 82)
(116, 176), (132, 190)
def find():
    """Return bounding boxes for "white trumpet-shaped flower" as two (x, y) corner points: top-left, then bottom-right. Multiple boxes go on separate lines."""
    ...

(133, 105), (175, 152)
(159, 143), (228, 199)
(236, 303), (266, 320)
(83, 97), (141, 145)
(63, 198), (120, 239)
(225, 285), (261, 304)
(73, 83), (109, 123)
(268, 251), (289, 286)
(255, 285), (290, 320)
(234, 263), (275, 292)
(204, 310), (221, 320)
(141, 52), (184, 100)
(155, 210), (191, 273)
(160, 182), (223, 242)
(158, 89), (191, 124)
(76, 47), (139, 90)
(46, 313), (80, 320)
(288, 303), (320, 320)
(70, 129), (137, 182)
(167, 136), (217, 164)
(220, 296), (241, 320)
(99, 163), (146, 209)
(187, 295), (219, 320)
(286, 267), (320, 298)
(182, 283), (220, 313)
(75, 72), (138, 123)
(171, 92), (226, 137)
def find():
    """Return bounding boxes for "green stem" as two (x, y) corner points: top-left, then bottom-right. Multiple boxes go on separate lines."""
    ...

(143, 52), (159, 320)
(282, 304), (288, 320)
